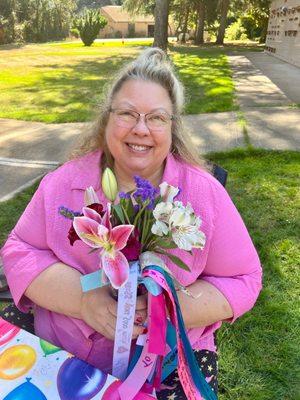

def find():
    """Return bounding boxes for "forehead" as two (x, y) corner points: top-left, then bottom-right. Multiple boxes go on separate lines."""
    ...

(113, 79), (173, 112)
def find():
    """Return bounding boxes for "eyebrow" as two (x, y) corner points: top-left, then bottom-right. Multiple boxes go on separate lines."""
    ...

(114, 101), (171, 114)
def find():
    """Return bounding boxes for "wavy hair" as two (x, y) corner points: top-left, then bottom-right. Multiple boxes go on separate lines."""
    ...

(70, 47), (206, 170)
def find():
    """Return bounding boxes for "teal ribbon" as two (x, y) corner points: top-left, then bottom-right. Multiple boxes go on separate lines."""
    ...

(144, 265), (218, 400)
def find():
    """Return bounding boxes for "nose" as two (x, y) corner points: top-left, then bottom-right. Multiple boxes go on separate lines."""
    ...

(132, 115), (150, 135)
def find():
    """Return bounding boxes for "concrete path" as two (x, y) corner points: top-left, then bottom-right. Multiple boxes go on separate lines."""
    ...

(228, 52), (300, 151)
(1, 51), (299, 201)
(228, 54), (292, 108)
(245, 52), (300, 104)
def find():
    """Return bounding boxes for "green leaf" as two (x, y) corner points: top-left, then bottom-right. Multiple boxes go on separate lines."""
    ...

(155, 248), (191, 272)
(155, 238), (177, 249)
(112, 204), (125, 224)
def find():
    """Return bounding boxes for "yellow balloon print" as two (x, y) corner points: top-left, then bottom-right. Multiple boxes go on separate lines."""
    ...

(0, 345), (36, 380)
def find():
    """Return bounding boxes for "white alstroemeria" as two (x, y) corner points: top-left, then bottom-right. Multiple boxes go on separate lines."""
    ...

(159, 182), (180, 203)
(151, 220), (169, 236)
(153, 201), (173, 223)
(172, 225), (206, 251)
(169, 202), (206, 251)
(84, 186), (100, 206)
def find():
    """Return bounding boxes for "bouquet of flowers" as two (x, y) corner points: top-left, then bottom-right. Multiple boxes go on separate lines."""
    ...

(59, 168), (217, 400)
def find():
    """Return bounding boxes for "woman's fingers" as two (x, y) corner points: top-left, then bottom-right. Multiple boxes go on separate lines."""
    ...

(136, 294), (148, 311)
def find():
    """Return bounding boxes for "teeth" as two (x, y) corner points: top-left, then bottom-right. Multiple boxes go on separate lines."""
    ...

(128, 144), (150, 151)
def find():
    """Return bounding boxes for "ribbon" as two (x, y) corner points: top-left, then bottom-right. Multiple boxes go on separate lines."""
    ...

(143, 266), (217, 400)
(117, 335), (158, 399)
(113, 261), (139, 380)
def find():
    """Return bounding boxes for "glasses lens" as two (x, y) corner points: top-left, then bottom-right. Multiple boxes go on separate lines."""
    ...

(146, 113), (170, 130)
(115, 110), (138, 127)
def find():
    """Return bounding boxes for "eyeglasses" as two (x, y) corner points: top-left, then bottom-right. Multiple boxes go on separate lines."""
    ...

(109, 108), (174, 131)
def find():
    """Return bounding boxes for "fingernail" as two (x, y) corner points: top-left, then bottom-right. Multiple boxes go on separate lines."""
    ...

(135, 316), (143, 324)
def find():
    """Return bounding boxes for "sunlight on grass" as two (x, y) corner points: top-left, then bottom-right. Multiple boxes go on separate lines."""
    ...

(0, 41), (240, 122)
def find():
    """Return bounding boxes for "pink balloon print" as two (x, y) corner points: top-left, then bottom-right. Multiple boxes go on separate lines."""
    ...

(0, 319), (20, 346)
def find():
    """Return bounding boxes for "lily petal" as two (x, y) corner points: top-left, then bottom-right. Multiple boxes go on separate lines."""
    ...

(101, 250), (130, 289)
(110, 225), (135, 251)
(73, 216), (101, 248)
(101, 203), (112, 230)
(82, 207), (102, 223)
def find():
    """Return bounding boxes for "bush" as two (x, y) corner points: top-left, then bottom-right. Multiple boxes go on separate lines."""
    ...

(73, 9), (107, 46)
(225, 19), (248, 41)
(70, 27), (80, 38)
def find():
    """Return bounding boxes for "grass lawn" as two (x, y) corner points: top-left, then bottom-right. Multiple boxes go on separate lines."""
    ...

(1, 148), (299, 399)
(0, 40), (264, 123)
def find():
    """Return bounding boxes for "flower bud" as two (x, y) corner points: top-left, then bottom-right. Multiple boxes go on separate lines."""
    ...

(102, 168), (118, 201)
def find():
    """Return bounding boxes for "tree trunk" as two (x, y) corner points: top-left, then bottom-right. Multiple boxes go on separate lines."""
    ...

(153, 0), (169, 51)
(181, 5), (190, 43)
(194, 0), (205, 45)
(216, 0), (230, 45)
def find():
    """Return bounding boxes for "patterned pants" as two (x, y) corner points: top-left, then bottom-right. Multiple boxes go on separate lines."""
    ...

(157, 349), (218, 399)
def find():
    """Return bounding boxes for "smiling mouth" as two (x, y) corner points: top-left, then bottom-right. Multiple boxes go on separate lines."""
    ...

(126, 143), (152, 152)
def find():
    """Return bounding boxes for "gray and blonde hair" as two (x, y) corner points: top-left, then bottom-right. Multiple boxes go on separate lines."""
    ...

(71, 47), (205, 169)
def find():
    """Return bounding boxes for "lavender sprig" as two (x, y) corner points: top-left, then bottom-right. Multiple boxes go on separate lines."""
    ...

(58, 206), (81, 220)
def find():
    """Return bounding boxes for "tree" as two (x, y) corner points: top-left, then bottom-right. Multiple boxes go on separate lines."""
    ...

(216, 0), (230, 44)
(194, 0), (205, 44)
(73, 8), (107, 45)
(153, 0), (169, 50)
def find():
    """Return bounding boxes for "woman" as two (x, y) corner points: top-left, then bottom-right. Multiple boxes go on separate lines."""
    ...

(1, 48), (262, 398)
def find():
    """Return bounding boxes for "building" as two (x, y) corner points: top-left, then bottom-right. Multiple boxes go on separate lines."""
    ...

(265, 0), (300, 67)
(100, 6), (155, 38)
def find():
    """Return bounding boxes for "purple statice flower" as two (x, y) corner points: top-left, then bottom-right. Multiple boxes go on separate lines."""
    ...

(133, 176), (159, 209)
(58, 206), (81, 220)
(119, 191), (131, 199)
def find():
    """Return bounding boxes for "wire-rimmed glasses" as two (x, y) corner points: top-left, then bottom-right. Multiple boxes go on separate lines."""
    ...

(109, 108), (174, 131)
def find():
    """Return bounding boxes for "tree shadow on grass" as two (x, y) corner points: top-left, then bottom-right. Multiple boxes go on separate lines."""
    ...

(11, 56), (134, 123)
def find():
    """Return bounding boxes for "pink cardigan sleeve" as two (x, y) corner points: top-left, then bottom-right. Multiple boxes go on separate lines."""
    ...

(1, 174), (60, 312)
(201, 180), (262, 323)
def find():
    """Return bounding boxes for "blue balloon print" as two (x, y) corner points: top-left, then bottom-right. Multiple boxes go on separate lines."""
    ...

(57, 357), (107, 400)
(3, 378), (47, 400)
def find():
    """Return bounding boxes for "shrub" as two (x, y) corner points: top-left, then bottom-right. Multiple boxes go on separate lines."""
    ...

(70, 27), (80, 38)
(225, 19), (248, 41)
(73, 9), (107, 46)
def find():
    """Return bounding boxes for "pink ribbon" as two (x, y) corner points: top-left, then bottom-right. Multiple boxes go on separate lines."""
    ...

(148, 292), (167, 356)
(143, 269), (203, 400)
(117, 336), (158, 399)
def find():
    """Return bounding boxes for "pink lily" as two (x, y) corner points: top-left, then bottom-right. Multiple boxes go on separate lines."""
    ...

(73, 203), (134, 289)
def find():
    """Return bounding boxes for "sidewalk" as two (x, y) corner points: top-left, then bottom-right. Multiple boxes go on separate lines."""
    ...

(1, 51), (299, 201)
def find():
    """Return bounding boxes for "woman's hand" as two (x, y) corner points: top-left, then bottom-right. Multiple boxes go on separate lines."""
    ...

(80, 285), (148, 340)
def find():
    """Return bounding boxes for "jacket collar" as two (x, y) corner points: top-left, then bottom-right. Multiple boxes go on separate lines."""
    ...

(70, 150), (180, 191)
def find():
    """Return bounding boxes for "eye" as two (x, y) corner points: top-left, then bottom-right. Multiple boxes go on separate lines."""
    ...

(117, 110), (137, 118)
(147, 113), (168, 123)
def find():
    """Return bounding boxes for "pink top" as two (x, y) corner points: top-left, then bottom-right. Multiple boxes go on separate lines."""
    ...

(1, 151), (262, 373)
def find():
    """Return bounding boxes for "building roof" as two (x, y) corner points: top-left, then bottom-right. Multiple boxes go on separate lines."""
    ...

(101, 6), (154, 23)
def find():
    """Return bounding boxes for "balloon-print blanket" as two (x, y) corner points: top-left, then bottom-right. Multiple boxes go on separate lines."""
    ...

(0, 317), (120, 400)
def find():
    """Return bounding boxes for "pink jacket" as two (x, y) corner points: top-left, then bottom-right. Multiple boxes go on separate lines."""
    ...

(1, 150), (262, 373)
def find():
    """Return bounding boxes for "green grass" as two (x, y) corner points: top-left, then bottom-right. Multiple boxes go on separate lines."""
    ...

(0, 40), (264, 123)
(1, 148), (299, 399)
(207, 149), (300, 400)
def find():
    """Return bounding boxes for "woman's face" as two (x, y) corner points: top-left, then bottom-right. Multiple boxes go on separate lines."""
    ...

(105, 79), (173, 183)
